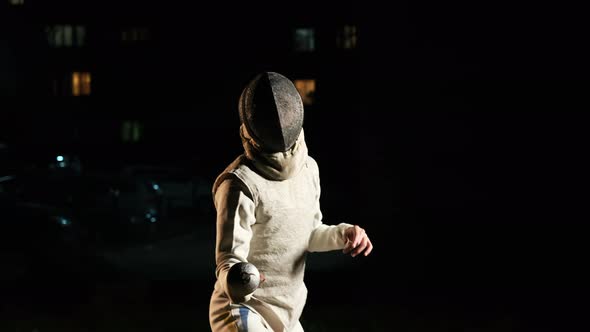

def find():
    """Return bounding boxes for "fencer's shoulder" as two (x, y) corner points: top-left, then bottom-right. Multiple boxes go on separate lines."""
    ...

(212, 155), (248, 194)
(305, 156), (320, 175)
(211, 174), (257, 209)
(228, 156), (262, 185)
(212, 155), (260, 202)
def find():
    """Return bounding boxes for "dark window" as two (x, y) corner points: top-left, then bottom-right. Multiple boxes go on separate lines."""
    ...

(337, 25), (358, 49)
(122, 121), (142, 143)
(46, 25), (86, 47)
(293, 28), (315, 52)
(121, 27), (150, 42)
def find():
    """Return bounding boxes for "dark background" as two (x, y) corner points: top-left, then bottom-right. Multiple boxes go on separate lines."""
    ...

(1, 1), (589, 331)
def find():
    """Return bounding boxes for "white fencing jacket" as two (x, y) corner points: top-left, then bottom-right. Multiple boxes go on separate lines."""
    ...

(209, 128), (352, 332)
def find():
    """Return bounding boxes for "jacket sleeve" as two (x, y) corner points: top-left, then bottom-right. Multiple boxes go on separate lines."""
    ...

(307, 160), (352, 252)
(213, 176), (257, 302)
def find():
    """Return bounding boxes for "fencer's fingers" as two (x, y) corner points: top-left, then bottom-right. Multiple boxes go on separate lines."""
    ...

(352, 237), (368, 257)
(343, 240), (354, 254)
(352, 226), (365, 248)
(351, 239), (367, 257)
(364, 238), (373, 256)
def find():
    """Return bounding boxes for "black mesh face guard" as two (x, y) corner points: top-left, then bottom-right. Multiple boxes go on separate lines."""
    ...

(239, 72), (304, 152)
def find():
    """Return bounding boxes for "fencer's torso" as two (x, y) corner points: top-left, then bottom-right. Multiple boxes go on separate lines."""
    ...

(212, 155), (320, 330)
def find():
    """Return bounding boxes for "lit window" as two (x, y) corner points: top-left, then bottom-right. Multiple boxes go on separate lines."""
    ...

(122, 121), (142, 143)
(294, 79), (316, 106)
(337, 25), (358, 49)
(71, 72), (91, 96)
(46, 25), (86, 47)
(293, 28), (315, 52)
(9, 0), (25, 5)
(121, 27), (150, 42)
(51, 72), (91, 96)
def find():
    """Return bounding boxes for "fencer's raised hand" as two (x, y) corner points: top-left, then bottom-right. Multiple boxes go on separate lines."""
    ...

(343, 225), (373, 257)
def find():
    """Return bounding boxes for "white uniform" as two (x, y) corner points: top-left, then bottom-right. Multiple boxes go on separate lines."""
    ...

(209, 128), (352, 332)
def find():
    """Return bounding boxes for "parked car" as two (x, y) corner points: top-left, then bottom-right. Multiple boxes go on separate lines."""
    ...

(120, 164), (212, 219)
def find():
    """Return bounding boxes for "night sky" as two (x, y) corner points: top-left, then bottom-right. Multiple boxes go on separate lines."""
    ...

(2, 1), (590, 331)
